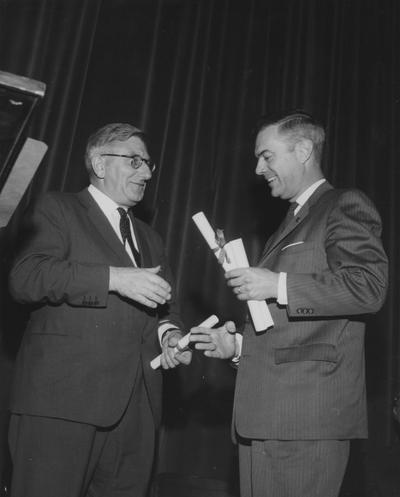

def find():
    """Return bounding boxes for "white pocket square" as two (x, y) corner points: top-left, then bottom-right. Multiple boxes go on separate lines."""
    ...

(281, 241), (304, 251)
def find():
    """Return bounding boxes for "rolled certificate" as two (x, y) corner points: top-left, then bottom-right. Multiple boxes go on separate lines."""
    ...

(150, 314), (219, 369)
(192, 212), (274, 332)
(192, 212), (236, 271)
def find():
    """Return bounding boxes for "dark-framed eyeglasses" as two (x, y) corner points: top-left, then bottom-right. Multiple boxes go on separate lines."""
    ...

(100, 153), (156, 173)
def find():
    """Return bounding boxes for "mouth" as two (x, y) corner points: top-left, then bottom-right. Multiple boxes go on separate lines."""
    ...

(267, 176), (277, 184)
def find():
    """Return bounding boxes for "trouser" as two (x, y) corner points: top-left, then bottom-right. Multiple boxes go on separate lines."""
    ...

(8, 376), (155, 497)
(238, 438), (350, 497)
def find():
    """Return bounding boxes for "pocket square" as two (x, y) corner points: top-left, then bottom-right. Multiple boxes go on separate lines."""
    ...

(281, 241), (304, 251)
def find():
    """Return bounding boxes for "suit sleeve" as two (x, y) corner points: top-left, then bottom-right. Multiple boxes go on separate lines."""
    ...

(155, 237), (184, 333)
(9, 193), (109, 307)
(286, 189), (388, 317)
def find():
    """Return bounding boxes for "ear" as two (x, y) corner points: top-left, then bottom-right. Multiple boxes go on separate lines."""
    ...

(294, 138), (313, 164)
(91, 155), (106, 179)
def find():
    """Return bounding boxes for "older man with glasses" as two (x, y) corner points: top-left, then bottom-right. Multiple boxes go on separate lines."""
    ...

(7, 123), (191, 497)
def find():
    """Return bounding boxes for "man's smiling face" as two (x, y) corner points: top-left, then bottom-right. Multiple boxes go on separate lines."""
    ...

(254, 124), (307, 203)
(99, 135), (152, 208)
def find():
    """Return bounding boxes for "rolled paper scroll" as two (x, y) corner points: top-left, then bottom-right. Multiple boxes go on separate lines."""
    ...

(192, 212), (274, 332)
(150, 314), (219, 369)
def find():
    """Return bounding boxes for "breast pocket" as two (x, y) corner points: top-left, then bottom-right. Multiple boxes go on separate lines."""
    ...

(280, 241), (313, 254)
(278, 241), (325, 272)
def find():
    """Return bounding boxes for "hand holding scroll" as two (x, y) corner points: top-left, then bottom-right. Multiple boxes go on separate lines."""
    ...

(150, 315), (219, 369)
(189, 321), (237, 359)
(159, 330), (193, 370)
(192, 212), (274, 332)
(225, 267), (279, 301)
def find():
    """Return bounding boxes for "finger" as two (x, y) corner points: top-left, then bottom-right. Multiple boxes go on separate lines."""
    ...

(160, 354), (174, 370)
(144, 283), (171, 302)
(204, 350), (219, 358)
(225, 268), (245, 280)
(146, 287), (170, 302)
(225, 321), (236, 333)
(146, 275), (171, 293)
(154, 283), (172, 298)
(190, 326), (213, 334)
(146, 265), (161, 273)
(134, 294), (158, 308)
(236, 293), (248, 301)
(226, 276), (244, 288)
(194, 342), (216, 351)
(138, 291), (166, 306)
(162, 349), (179, 368)
(175, 350), (192, 365)
(189, 333), (212, 344)
(168, 336), (181, 348)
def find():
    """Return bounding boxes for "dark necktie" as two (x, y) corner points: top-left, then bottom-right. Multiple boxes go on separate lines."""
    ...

(288, 201), (299, 216)
(117, 207), (141, 267)
(280, 202), (298, 229)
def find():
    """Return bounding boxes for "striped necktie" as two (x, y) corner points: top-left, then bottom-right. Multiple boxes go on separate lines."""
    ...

(117, 207), (141, 267)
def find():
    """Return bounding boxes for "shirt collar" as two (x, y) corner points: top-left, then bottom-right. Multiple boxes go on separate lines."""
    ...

(294, 179), (326, 212)
(88, 184), (123, 217)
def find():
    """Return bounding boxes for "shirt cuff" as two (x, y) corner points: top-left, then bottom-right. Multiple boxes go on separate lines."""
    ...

(231, 333), (243, 364)
(158, 321), (180, 345)
(277, 272), (288, 305)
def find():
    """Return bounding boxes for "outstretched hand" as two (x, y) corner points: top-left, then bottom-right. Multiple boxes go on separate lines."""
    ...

(189, 321), (237, 359)
(109, 265), (172, 308)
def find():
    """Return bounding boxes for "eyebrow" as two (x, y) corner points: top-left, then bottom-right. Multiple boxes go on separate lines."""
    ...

(255, 148), (272, 158)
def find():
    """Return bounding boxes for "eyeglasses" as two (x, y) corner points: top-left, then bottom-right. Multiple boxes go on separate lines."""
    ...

(100, 154), (156, 173)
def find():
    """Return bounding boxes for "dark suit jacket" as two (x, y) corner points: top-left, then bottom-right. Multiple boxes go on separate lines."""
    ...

(233, 182), (388, 440)
(8, 189), (182, 427)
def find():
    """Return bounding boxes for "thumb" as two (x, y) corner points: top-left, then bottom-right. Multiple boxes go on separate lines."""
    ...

(146, 265), (161, 274)
(224, 321), (236, 334)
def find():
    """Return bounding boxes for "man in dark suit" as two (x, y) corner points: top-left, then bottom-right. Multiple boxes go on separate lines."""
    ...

(7, 123), (191, 497)
(190, 111), (388, 497)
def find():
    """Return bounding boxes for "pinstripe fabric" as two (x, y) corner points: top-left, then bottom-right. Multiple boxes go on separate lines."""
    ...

(233, 183), (388, 441)
(238, 439), (349, 497)
(232, 182), (387, 495)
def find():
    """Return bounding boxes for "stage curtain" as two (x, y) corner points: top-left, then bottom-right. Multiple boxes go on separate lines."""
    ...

(0, 0), (399, 491)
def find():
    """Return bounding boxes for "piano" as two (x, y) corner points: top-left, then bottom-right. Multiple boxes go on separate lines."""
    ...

(0, 70), (47, 227)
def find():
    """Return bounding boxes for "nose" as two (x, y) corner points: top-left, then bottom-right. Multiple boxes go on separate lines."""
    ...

(139, 163), (152, 180)
(255, 157), (267, 176)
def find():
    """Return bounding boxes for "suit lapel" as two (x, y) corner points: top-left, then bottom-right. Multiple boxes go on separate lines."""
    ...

(259, 207), (307, 263)
(259, 181), (333, 264)
(77, 189), (134, 266)
(128, 211), (152, 268)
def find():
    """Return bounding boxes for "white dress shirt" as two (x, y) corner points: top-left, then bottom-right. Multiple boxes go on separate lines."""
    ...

(88, 184), (139, 265)
(88, 185), (179, 344)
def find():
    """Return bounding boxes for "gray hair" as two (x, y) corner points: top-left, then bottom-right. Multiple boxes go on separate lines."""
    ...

(84, 123), (146, 174)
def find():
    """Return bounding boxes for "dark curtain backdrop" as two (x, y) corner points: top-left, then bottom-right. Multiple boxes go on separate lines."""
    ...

(0, 0), (399, 492)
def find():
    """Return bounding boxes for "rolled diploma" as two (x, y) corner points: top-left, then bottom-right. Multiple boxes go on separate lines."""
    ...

(150, 314), (219, 369)
(192, 212), (236, 271)
(224, 239), (274, 331)
(192, 212), (274, 332)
